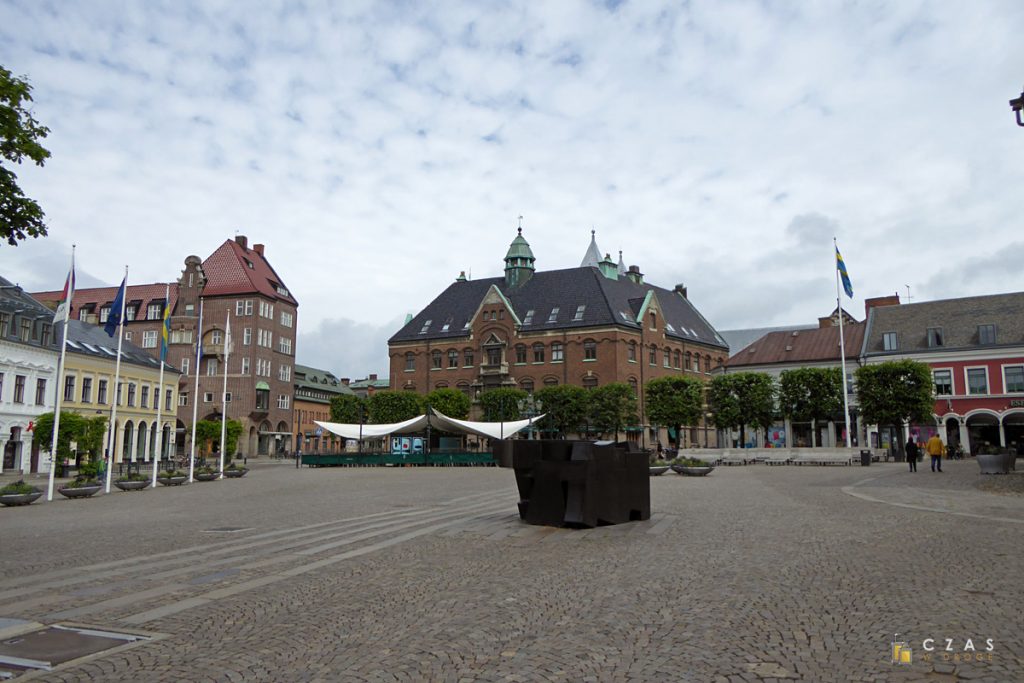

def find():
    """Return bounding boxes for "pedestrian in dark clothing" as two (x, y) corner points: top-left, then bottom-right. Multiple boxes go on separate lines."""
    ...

(906, 438), (918, 472)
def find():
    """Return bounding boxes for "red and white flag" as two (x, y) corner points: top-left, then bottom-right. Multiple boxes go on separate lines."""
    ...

(53, 253), (76, 323)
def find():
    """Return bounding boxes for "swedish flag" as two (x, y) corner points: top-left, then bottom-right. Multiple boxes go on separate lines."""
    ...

(836, 247), (854, 298)
(159, 300), (172, 362)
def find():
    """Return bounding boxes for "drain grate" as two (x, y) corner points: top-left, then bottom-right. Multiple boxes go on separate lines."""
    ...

(201, 526), (252, 533)
(0, 625), (149, 677)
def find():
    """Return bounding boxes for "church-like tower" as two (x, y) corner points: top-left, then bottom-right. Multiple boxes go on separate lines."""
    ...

(504, 228), (535, 288)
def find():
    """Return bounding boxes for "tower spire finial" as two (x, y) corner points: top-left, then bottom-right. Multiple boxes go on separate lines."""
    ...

(518, 215), (523, 234)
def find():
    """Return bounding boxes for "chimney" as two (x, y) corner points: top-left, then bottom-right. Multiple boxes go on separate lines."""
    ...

(235, 235), (248, 249)
(864, 293), (900, 319)
(369, 373), (378, 381)
(340, 378), (350, 386)
(626, 265), (644, 285)
(674, 283), (688, 299)
(253, 243), (265, 256)
(457, 271), (467, 282)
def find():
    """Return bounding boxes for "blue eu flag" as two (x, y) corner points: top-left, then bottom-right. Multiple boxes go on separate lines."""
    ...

(104, 277), (127, 337)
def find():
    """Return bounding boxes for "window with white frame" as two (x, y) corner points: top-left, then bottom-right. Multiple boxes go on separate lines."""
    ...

(211, 330), (222, 345)
(966, 367), (988, 395)
(179, 392), (189, 406)
(147, 303), (162, 320)
(181, 357), (189, 375)
(207, 358), (218, 376)
(279, 337), (292, 354)
(259, 300), (274, 319)
(170, 329), (193, 344)
(278, 394), (290, 409)
(241, 357), (250, 375)
(142, 330), (157, 348)
(882, 332), (898, 351)
(1004, 365), (1024, 393)
(933, 369), (953, 396)
(280, 311), (293, 328)
(204, 392), (214, 402)
(279, 364), (291, 381)
(243, 327), (252, 345)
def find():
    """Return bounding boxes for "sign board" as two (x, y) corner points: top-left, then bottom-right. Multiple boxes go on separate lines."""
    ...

(1011, 399), (1024, 408)
(69, 440), (78, 451)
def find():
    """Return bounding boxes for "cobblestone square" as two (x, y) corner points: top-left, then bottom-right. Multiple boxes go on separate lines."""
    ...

(1, 460), (1021, 682)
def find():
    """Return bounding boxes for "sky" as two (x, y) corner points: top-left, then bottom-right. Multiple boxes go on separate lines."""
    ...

(1, 0), (1023, 378)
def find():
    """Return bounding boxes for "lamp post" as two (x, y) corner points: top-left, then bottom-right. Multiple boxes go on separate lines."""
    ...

(1011, 87), (1024, 127)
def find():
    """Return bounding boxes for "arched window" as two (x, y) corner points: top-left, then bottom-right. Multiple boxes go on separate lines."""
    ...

(448, 349), (458, 368)
(628, 341), (637, 362)
(515, 344), (527, 364)
(649, 345), (657, 365)
(583, 340), (596, 361)
(520, 378), (534, 394)
(431, 350), (442, 369)
(543, 376), (558, 387)
(533, 343), (545, 363)
(463, 348), (474, 366)
(628, 377), (638, 397)
(705, 355), (712, 373)
(583, 375), (598, 390)
(434, 381), (449, 389)
(552, 342), (565, 362)
(674, 350), (681, 369)
(685, 351), (692, 371)
(457, 381), (471, 397)
(663, 347), (671, 367)
(405, 352), (415, 371)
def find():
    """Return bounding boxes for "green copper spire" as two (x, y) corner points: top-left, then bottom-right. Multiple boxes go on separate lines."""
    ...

(504, 227), (535, 288)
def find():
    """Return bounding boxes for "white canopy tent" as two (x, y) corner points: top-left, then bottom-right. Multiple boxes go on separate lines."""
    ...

(314, 409), (545, 442)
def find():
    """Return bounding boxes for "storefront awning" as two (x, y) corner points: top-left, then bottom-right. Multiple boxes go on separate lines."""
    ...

(314, 409), (545, 442)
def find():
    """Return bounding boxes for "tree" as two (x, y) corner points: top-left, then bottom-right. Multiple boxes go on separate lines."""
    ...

(778, 367), (844, 447)
(423, 387), (471, 420)
(479, 387), (527, 423)
(855, 361), (934, 437)
(193, 418), (244, 457)
(534, 385), (590, 438)
(707, 372), (776, 447)
(33, 412), (107, 464)
(1, 66), (51, 246)
(367, 390), (423, 424)
(587, 383), (638, 440)
(330, 394), (367, 423)
(645, 376), (705, 447)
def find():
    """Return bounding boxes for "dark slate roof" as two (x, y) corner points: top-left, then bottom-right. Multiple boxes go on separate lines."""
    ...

(727, 323), (865, 368)
(389, 267), (727, 349)
(862, 291), (1024, 357)
(61, 320), (180, 374)
(0, 276), (60, 353)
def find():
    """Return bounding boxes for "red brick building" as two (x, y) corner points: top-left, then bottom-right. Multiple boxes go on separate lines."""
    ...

(388, 230), (729, 446)
(34, 236), (298, 457)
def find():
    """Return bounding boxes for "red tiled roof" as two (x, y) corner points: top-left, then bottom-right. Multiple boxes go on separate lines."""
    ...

(32, 283), (178, 319)
(201, 240), (297, 306)
(727, 323), (865, 367)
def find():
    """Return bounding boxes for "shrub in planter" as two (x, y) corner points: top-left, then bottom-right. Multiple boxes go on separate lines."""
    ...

(194, 466), (219, 481)
(0, 480), (43, 506)
(114, 471), (150, 491)
(223, 463), (249, 478)
(58, 474), (102, 498)
(157, 470), (188, 486)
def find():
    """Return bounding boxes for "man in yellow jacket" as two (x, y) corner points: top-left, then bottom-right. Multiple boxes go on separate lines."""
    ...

(926, 434), (945, 473)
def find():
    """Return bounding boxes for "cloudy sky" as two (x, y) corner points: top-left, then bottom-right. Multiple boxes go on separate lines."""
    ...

(1, 1), (1022, 376)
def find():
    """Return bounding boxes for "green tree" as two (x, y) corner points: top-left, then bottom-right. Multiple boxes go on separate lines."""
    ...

(855, 360), (934, 435)
(1, 66), (51, 246)
(707, 372), (776, 447)
(367, 390), (423, 424)
(330, 394), (367, 423)
(645, 376), (705, 446)
(588, 383), (638, 440)
(192, 418), (244, 458)
(479, 387), (528, 423)
(423, 387), (471, 419)
(32, 412), (107, 463)
(778, 367), (844, 447)
(534, 385), (590, 438)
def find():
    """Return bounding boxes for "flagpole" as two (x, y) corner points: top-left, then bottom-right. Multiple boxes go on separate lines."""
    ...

(189, 297), (204, 482)
(151, 284), (170, 489)
(106, 266), (128, 494)
(46, 245), (75, 501)
(219, 312), (231, 478)
(835, 238), (853, 449)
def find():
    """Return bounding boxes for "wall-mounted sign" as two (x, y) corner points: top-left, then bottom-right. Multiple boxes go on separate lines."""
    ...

(1011, 399), (1024, 408)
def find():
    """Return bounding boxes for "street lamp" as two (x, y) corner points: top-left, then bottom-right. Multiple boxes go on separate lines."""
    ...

(1011, 87), (1024, 127)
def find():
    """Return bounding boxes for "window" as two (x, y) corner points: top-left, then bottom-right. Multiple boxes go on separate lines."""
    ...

(256, 389), (270, 410)
(179, 392), (189, 407)
(127, 383), (136, 407)
(649, 345), (657, 365)
(124, 331), (132, 341)
(244, 300), (254, 315)
(204, 392), (214, 403)
(147, 303), (162, 320)
(257, 329), (273, 348)
(279, 337), (292, 354)
(281, 311), (293, 328)
(552, 343), (565, 362)
(116, 382), (123, 405)
(0, 313), (8, 337)
(419, 320), (432, 334)
(628, 377), (638, 397)
(125, 305), (137, 321)
(165, 389), (172, 411)
(99, 307), (110, 323)
(20, 319), (31, 342)
(142, 330), (158, 348)
(927, 327), (943, 348)
(967, 368), (988, 395)
(498, 310), (504, 320)
(243, 327), (252, 345)
(279, 364), (291, 381)
(663, 348), (670, 367)
(464, 349), (474, 366)
(241, 357), (250, 375)
(978, 324), (996, 345)
(486, 347), (502, 365)
(882, 332), (898, 351)
(181, 357), (190, 375)
(448, 350), (459, 368)
(584, 341), (596, 361)
(441, 319), (451, 332)
(933, 369), (953, 396)
(35, 378), (46, 405)
(583, 376), (598, 390)
(705, 355), (712, 373)
(649, 312), (657, 330)
(14, 375), (26, 403)
(211, 330), (223, 345)
(523, 310), (534, 325)
(547, 307), (559, 323)
(63, 375), (75, 402)
(405, 352), (415, 371)
(533, 343), (545, 363)
(685, 351), (692, 371)
(1005, 365), (1024, 393)
(573, 305), (586, 321)
(207, 358), (218, 376)
(256, 358), (271, 376)
(259, 300), (274, 319)
(235, 300), (245, 316)
(81, 377), (92, 403)
(628, 341), (636, 362)
(520, 378), (534, 394)
(170, 329), (193, 344)
(98, 379), (108, 404)
(40, 323), (51, 346)
(674, 350), (681, 369)
(141, 385), (149, 408)
(278, 394), (290, 409)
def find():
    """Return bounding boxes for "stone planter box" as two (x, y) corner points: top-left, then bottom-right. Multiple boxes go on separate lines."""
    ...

(648, 466), (669, 476)
(157, 476), (188, 486)
(114, 479), (150, 491)
(58, 484), (102, 498)
(978, 453), (1009, 475)
(0, 490), (43, 506)
(223, 468), (249, 478)
(194, 472), (219, 481)
(671, 465), (715, 476)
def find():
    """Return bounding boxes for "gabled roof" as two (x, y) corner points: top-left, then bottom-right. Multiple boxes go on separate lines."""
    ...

(294, 363), (355, 396)
(0, 276), (60, 352)
(32, 283), (178, 320)
(389, 266), (727, 349)
(348, 376), (390, 390)
(862, 291), (1024, 357)
(726, 323), (865, 368)
(718, 325), (817, 354)
(62, 320), (180, 374)
(201, 240), (297, 305)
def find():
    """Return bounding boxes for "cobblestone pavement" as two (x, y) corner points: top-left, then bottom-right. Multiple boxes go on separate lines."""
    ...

(1, 460), (1021, 682)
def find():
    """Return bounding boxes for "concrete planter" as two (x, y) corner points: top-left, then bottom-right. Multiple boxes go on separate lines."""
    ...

(114, 479), (150, 491)
(0, 491), (43, 506)
(57, 484), (102, 498)
(223, 468), (249, 478)
(672, 465), (715, 476)
(649, 466), (669, 476)
(157, 476), (188, 486)
(978, 453), (1009, 475)
(194, 472), (219, 481)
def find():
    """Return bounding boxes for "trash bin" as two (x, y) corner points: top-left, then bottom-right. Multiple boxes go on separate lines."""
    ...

(860, 449), (872, 467)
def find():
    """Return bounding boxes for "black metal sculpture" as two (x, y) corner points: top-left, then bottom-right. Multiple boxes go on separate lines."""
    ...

(494, 439), (650, 528)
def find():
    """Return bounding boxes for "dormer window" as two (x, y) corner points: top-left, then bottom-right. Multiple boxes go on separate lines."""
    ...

(573, 305), (585, 321)
(927, 327), (943, 348)
(883, 332), (898, 351)
(547, 307), (559, 323)
(978, 324), (996, 345)
(523, 310), (534, 325)
(441, 319), (451, 332)
(419, 320), (432, 334)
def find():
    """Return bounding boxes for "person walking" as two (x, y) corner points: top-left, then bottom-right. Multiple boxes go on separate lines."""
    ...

(906, 438), (918, 472)
(926, 433), (945, 472)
